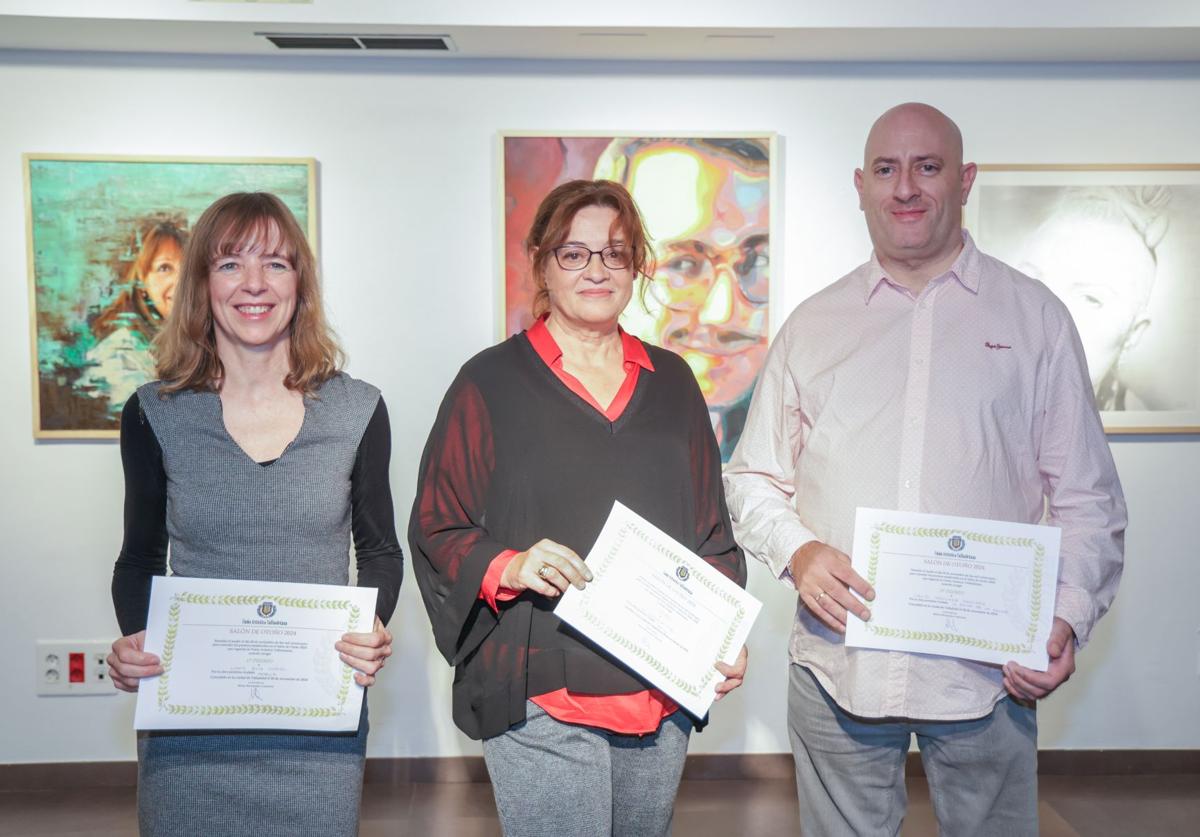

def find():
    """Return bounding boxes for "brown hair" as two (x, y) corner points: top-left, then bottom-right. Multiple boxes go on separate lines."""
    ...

(524, 179), (656, 319)
(90, 218), (188, 341)
(129, 221), (187, 288)
(154, 192), (343, 395)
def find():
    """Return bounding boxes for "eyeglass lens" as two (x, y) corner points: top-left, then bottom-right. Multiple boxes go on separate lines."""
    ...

(554, 245), (632, 271)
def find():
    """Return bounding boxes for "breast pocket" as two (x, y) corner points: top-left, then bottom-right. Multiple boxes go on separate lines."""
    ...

(932, 339), (1040, 516)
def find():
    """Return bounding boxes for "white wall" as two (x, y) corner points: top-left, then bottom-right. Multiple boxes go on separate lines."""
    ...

(1, 51), (1198, 764)
(5, 0), (1199, 28)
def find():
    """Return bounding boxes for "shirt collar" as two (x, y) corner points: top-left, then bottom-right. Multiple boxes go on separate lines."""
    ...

(526, 315), (655, 372)
(863, 229), (983, 304)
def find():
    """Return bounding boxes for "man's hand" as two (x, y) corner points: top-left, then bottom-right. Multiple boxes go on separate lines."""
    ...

(790, 540), (874, 633)
(1003, 617), (1076, 702)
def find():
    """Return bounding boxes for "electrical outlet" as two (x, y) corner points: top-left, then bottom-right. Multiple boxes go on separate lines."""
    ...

(36, 640), (116, 696)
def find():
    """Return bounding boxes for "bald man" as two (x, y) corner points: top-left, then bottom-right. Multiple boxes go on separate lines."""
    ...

(724, 104), (1126, 835)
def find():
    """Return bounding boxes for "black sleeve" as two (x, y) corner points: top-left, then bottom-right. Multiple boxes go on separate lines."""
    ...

(352, 397), (404, 625)
(408, 373), (510, 667)
(111, 393), (170, 635)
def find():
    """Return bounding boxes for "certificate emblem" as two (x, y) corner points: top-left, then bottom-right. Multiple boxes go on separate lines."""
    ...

(947, 535), (966, 552)
(257, 601), (277, 619)
(675, 565), (690, 582)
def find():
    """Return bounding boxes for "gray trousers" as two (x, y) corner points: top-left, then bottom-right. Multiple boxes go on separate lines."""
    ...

(788, 665), (1037, 837)
(482, 701), (692, 837)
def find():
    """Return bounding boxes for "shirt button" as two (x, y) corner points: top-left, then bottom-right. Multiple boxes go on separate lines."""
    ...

(904, 479), (912, 489)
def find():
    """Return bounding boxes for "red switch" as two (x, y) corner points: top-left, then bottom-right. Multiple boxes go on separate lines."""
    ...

(68, 652), (86, 683)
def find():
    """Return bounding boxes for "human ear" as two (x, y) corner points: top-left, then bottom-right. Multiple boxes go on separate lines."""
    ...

(959, 162), (978, 205)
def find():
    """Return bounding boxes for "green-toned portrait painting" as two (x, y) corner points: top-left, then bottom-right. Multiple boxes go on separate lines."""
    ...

(24, 155), (317, 438)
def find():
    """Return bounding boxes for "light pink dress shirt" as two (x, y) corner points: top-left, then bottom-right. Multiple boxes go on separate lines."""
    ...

(724, 232), (1126, 720)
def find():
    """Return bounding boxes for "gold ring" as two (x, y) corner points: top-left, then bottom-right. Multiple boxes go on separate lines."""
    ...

(537, 565), (553, 579)
(815, 591), (828, 604)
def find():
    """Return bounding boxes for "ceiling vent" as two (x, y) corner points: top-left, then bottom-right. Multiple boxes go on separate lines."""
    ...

(359, 36), (451, 51)
(259, 34), (454, 51)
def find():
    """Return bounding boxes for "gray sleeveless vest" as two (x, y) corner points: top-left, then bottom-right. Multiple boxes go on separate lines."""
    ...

(136, 372), (380, 585)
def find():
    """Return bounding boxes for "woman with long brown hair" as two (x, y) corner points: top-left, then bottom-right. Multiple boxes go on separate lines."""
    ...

(75, 218), (187, 412)
(411, 179), (748, 837)
(105, 192), (403, 837)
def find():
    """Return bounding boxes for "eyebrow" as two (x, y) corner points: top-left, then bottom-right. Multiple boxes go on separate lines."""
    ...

(561, 239), (627, 247)
(663, 239), (706, 252)
(209, 250), (293, 261)
(871, 155), (945, 166)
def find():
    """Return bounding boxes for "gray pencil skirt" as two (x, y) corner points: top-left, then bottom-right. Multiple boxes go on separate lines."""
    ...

(136, 700), (368, 837)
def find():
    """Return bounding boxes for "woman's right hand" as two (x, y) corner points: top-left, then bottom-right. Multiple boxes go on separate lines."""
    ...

(500, 539), (593, 598)
(107, 631), (164, 692)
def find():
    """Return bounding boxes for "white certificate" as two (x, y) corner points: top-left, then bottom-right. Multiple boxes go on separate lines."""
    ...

(555, 501), (761, 718)
(134, 576), (377, 732)
(844, 508), (1061, 670)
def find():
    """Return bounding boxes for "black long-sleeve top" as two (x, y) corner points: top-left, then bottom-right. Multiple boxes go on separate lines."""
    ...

(112, 392), (404, 635)
(410, 333), (746, 740)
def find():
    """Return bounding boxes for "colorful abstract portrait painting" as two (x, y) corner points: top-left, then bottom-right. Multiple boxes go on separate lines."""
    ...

(24, 155), (316, 438)
(502, 134), (775, 460)
(967, 165), (1200, 433)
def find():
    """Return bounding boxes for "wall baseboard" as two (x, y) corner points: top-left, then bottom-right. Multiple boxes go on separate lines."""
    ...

(2, 750), (1197, 792)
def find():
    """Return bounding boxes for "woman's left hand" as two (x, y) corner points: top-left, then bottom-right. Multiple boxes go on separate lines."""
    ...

(336, 616), (393, 687)
(713, 645), (748, 701)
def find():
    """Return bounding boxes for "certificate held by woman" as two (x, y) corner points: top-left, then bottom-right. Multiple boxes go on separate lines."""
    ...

(135, 576), (378, 732)
(555, 501), (761, 719)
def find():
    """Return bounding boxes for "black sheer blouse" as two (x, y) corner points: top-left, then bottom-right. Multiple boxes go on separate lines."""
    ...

(410, 335), (745, 740)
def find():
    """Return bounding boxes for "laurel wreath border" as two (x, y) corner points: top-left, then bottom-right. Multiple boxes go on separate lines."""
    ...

(157, 593), (359, 718)
(575, 521), (744, 700)
(862, 523), (1045, 654)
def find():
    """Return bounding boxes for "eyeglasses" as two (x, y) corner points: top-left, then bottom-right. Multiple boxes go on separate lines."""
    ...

(552, 245), (633, 271)
(649, 236), (769, 311)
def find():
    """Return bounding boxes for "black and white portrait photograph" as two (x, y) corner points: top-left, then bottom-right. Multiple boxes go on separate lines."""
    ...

(968, 166), (1200, 432)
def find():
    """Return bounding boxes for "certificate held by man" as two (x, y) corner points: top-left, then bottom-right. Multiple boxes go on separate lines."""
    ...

(554, 501), (761, 718)
(844, 508), (1061, 670)
(134, 576), (378, 732)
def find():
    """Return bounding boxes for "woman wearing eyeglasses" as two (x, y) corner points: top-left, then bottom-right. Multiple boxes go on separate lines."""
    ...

(411, 179), (747, 837)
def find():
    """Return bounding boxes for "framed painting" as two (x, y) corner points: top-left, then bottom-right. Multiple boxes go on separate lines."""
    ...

(24, 154), (317, 439)
(499, 133), (777, 460)
(965, 164), (1200, 434)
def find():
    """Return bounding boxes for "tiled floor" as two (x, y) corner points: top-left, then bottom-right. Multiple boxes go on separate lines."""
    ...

(2, 774), (1198, 836)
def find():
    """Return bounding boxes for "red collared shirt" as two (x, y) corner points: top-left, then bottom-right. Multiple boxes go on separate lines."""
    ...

(478, 316), (678, 734)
